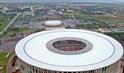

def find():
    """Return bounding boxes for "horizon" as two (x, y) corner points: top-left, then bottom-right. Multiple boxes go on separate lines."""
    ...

(1, 0), (124, 3)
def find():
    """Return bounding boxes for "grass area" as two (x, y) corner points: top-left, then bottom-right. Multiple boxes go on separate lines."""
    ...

(73, 12), (124, 26)
(0, 27), (29, 39)
(0, 52), (14, 73)
(71, 12), (124, 29)
(0, 52), (8, 73)
(73, 12), (124, 20)
(0, 16), (11, 32)
(63, 13), (70, 18)
(104, 32), (124, 38)
(0, 31), (7, 39)
(11, 27), (29, 32)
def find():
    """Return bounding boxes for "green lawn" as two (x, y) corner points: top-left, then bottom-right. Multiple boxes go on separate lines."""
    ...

(73, 12), (124, 25)
(0, 52), (8, 73)
(0, 16), (11, 32)
(11, 27), (29, 32)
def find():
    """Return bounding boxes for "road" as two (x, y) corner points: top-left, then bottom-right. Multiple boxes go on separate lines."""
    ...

(0, 36), (24, 52)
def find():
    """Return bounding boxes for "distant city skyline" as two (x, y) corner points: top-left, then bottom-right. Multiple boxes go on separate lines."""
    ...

(1, 0), (124, 2)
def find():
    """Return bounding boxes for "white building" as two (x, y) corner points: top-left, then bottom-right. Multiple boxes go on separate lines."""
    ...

(15, 29), (123, 73)
(44, 20), (64, 30)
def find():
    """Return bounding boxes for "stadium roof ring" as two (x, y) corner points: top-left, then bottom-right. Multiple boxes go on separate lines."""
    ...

(15, 29), (123, 71)
(46, 37), (92, 55)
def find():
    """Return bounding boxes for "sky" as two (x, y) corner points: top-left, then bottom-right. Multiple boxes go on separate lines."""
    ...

(0, 0), (124, 2)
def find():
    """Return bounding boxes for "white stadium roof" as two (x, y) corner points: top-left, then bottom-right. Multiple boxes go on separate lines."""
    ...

(15, 29), (123, 72)
(44, 20), (62, 26)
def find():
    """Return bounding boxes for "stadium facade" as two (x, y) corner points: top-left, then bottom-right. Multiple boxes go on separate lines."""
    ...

(15, 29), (123, 73)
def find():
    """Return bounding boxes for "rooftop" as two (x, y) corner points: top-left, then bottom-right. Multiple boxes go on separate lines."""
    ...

(44, 20), (62, 26)
(15, 29), (123, 71)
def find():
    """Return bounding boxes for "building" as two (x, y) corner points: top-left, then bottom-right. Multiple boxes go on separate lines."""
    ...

(0, 5), (8, 13)
(15, 29), (123, 73)
(44, 20), (64, 30)
(42, 12), (61, 20)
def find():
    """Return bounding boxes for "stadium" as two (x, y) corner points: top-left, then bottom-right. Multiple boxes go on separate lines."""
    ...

(15, 29), (123, 73)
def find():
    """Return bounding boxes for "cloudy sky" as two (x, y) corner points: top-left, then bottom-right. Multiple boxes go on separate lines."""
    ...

(0, 0), (124, 2)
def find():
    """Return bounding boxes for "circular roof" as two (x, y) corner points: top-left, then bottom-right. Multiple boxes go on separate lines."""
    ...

(44, 20), (62, 26)
(15, 29), (123, 72)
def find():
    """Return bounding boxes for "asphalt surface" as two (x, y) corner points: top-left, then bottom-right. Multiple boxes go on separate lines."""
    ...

(0, 37), (22, 52)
